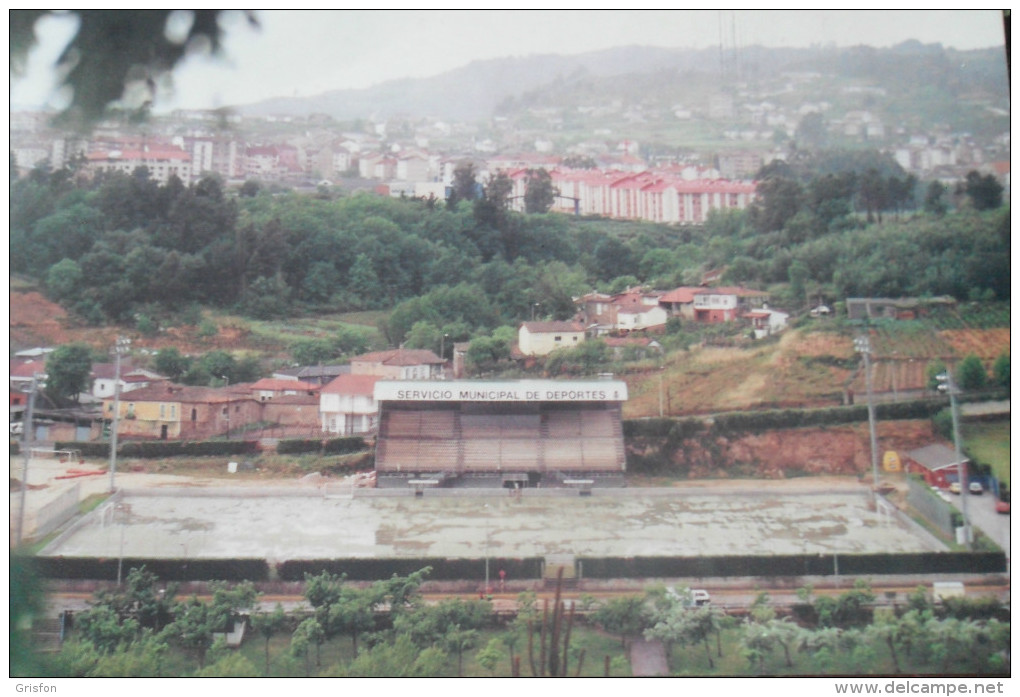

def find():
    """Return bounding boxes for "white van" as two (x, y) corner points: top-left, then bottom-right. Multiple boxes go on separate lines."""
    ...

(666, 586), (711, 607)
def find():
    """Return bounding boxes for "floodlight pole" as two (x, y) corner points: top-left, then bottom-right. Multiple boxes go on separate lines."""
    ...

(939, 372), (971, 549)
(854, 334), (880, 489)
(108, 337), (130, 493)
(16, 372), (43, 546)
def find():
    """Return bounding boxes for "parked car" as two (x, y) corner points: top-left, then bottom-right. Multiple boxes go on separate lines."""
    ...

(969, 482), (984, 495)
(666, 587), (712, 607)
(995, 500), (1010, 514)
(949, 482), (961, 494)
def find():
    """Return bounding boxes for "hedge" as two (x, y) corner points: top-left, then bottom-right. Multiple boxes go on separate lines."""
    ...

(55, 441), (110, 458)
(276, 436), (368, 456)
(276, 439), (322, 455)
(33, 551), (1004, 582)
(118, 440), (258, 458)
(32, 556), (270, 582)
(323, 437), (367, 454)
(278, 557), (543, 582)
(577, 551), (1007, 579)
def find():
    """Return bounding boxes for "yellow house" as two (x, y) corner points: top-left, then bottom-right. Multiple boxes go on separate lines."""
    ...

(518, 321), (586, 356)
(102, 384), (260, 441)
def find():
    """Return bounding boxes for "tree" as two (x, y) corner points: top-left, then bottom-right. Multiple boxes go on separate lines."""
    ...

(788, 259), (809, 308)
(443, 624), (478, 676)
(329, 585), (378, 656)
(447, 161), (480, 208)
(289, 617), (326, 675)
(748, 176), (804, 234)
(795, 112), (828, 150)
(250, 604), (287, 676)
(10, 10), (258, 128)
(924, 180), (948, 216)
(645, 593), (722, 671)
(992, 352), (1009, 389)
(925, 359), (948, 391)
(44, 258), (85, 304)
(592, 595), (650, 648)
(524, 169), (558, 214)
(955, 354), (988, 391)
(475, 170), (514, 235)
(153, 347), (190, 381)
(477, 636), (504, 676)
(964, 171), (1004, 211)
(45, 342), (94, 405)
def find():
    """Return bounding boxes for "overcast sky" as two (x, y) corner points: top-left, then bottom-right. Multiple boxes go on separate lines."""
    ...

(9, 10), (1009, 112)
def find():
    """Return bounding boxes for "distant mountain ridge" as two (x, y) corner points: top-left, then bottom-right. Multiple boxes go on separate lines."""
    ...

(236, 42), (1007, 123)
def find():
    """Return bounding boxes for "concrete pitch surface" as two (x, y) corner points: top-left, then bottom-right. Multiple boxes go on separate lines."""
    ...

(39, 480), (943, 561)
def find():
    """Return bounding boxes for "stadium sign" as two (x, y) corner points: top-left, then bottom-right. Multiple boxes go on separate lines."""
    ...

(375, 379), (628, 402)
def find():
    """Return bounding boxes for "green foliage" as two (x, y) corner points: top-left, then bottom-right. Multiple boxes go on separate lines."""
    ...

(964, 170), (1004, 210)
(10, 555), (48, 676)
(544, 339), (610, 377)
(592, 595), (651, 647)
(153, 347), (191, 381)
(45, 342), (94, 404)
(524, 168), (558, 214)
(992, 353), (1009, 389)
(931, 409), (954, 440)
(955, 354), (988, 390)
(925, 359), (949, 390)
(117, 440), (257, 458)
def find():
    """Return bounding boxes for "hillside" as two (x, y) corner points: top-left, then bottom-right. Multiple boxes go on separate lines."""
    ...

(237, 43), (1009, 138)
(13, 289), (1008, 420)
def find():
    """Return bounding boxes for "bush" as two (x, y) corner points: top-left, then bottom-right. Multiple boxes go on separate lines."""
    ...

(956, 354), (988, 390)
(55, 441), (110, 458)
(276, 439), (322, 455)
(323, 437), (368, 454)
(118, 440), (257, 459)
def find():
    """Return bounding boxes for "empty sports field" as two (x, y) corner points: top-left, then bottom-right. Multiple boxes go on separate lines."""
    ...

(39, 479), (944, 562)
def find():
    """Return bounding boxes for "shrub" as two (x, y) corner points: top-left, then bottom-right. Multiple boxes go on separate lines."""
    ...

(276, 439), (322, 455)
(956, 354), (988, 391)
(323, 437), (367, 454)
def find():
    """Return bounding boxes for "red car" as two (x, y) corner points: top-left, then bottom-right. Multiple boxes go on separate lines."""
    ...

(995, 500), (1010, 514)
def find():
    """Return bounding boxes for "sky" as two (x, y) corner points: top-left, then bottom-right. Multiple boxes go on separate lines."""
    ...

(9, 9), (1009, 113)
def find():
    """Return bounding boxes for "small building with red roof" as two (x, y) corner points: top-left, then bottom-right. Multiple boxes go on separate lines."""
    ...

(350, 349), (445, 380)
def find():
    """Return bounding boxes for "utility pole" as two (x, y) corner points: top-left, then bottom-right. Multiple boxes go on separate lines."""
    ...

(16, 372), (45, 546)
(938, 371), (972, 549)
(853, 333), (880, 489)
(108, 337), (130, 493)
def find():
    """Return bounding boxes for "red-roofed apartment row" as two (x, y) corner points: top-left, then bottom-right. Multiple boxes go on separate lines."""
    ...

(504, 168), (757, 223)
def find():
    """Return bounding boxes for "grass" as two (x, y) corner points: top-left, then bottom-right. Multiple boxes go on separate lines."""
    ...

(962, 420), (1010, 488)
(80, 624), (633, 678)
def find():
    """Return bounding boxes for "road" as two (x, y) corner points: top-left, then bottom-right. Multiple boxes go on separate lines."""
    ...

(947, 487), (1011, 561)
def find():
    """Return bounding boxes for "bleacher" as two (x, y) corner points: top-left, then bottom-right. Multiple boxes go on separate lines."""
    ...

(376, 401), (625, 484)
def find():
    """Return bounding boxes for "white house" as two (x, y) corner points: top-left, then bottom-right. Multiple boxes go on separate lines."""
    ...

(319, 374), (382, 435)
(91, 364), (166, 399)
(518, 321), (586, 356)
(746, 308), (790, 339)
(616, 304), (668, 332)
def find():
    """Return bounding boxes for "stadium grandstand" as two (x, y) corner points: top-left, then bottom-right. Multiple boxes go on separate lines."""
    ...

(373, 379), (628, 489)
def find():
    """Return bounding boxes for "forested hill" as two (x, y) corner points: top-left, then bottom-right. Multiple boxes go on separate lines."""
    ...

(238, 42), (1008, 129)
(10, 152), (1009, 351)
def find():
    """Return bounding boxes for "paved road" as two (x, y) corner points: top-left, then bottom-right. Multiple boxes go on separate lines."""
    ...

(947, 488), (1010, 561)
